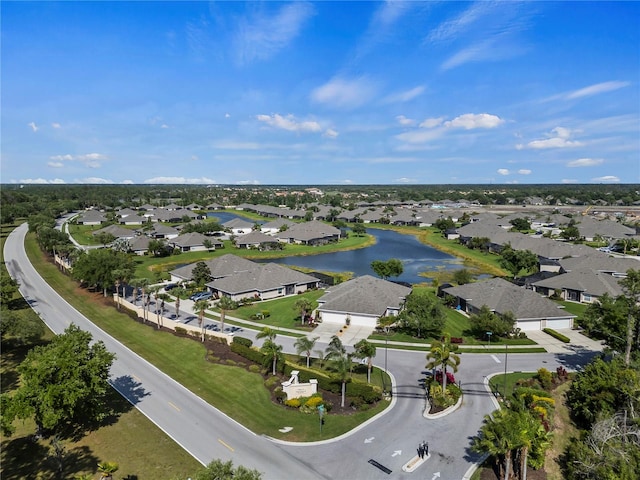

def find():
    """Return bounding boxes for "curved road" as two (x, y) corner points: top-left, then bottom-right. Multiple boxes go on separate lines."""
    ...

(5, 223), (599, 479)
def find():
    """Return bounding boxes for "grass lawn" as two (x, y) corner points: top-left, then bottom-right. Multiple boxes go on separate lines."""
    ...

(544, 381), (578, 480)
(557, 300), (588, 321)
(231, 289), (325, 330)
(488, 372), (538, 398)
(24, 232), (389, 442)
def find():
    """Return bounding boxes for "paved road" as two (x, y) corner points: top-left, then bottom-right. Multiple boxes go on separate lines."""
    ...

(5, 223), (324, 480)
(5, 222), (602, 479)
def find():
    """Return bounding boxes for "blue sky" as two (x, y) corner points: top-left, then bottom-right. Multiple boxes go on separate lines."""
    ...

(2, 1), (638, 185)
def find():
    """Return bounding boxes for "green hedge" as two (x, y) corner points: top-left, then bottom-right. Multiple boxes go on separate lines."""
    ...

(543, 328), (570, 343)
(232, 336), (253, 348)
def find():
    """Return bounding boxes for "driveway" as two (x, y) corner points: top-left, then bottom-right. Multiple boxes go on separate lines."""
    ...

(525, 328), (605, 354)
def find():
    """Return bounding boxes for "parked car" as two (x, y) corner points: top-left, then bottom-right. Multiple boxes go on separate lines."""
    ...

(164, 283), (178, 291)
(190, 291), (212, 301)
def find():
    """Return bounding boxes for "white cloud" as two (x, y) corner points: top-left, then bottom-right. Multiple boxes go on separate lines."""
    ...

(396, 115), (415, 126)
(427, 1), (493, 43)
(143, 176), (217, 184)
(566, 81), (630, 100)
(444, 113), (504, 130)
(419, 117), (444, 128)
(567, 158), (603, 167)
(395, 127), (446, 144)
(48, 162), (64, 168)
(323, 128), (339, 138)
(16, 178), (66, 184)
(28, 122), (39, 132)
(121, 180), (134, 184)
(49, 152), (107, 168)
(385, 85), (426, 103)
(256, 113), (321, 133)
(518, 169), (532, 175)
(497, 168), (510, 175)
(517, 127), (583, 150)
(51, 122), (61, 129)
(79, 177), (113, 184)
(394, 177), (417, 184)
(225, 113), (231, 118)
(562, 179), (579, 184)
(236, 179), (261, 185)
(234, 2), (315, 65)
(592, 175), (620, 183)
(310, 76), (378, 109)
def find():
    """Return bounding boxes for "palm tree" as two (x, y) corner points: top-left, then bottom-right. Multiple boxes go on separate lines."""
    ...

(217, 295), (236, 335)
(425, 333), (460, 391)
(294, 297), (314, 325)
(260, 339), (283, 375)
(97, 461), (119, 480)
(472, 409), (519, 480)
(150, 285), (162, 329)
(194, 299), (210, 342)
(174, 295), (180, 319)
(513, 409), (551, 480)
(324, 335), (352, 408)
(353, 339), (377, 383)
(256, 326), (277, 342)
(294, 336), (319, 368)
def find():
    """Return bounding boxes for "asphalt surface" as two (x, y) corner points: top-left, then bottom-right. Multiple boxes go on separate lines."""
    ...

(5, 222), (603, 480)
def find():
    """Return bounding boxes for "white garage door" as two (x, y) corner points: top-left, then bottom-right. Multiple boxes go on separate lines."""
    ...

(546, 318), (573, 330)
(517, 320), (542, 331)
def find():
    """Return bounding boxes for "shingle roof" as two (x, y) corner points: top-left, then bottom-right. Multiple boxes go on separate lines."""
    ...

(443, 277), (573, 320)
(171, 232), (209, 247)
(533, 269), (623, 297)
(235, 231), (278, 245)
(169, 254), (257, 281)
(207, 263), (318, 294)
(92, 224), (135, 238)
(317, 275), (411, 316)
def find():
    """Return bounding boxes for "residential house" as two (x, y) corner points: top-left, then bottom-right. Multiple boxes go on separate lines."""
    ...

(223, 218), (255, 235)
(532, 268), (623, 304)
(169, 253), (257, 283)
(92, 224), (136, 240)
(441, 277), (575, 331)
(315, 275), (411, 328)
(260, 218), (296, 235)
(145, 224), (180, 240)
(206, 263), (320, 302)
(234, 231), (281, 250)
(275, 220), (341, 246)
(76, 210), (107, 225)
(169, 232), (219, 253)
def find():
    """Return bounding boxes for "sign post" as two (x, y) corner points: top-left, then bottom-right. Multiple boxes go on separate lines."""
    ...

(318, 404), (325, 433)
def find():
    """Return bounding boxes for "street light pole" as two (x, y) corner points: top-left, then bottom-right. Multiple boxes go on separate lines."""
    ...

(504, 344), (508, 398)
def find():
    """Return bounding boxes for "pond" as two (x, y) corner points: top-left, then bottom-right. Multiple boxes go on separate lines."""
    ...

(207, 212), (464, 285)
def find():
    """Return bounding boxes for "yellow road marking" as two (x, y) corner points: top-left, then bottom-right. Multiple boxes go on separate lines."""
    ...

(218, 439), (234, 452)
(168, 402), (180, 412)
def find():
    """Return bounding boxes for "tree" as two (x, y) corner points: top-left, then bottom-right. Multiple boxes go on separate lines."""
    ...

(582, 293), (629, 354)
(175, 295), (181, 319)
(72, 248), (135, 296)
(619, 269), (640, 366)
(192, 261), (211, 287)
(194, 299), (210, 342)
(0, 310), (45, 345)
(453, 268), (473, 285)
(469, 305), (515, 339)
(94, 232), (116, 247)
(560, 220), (580, 241)
(217, 296), (237, 335)
(0, 273), (19, 307)
(178, 459), (262, 480)
(472, 408), (521, 480)
(2, 324), (115, 437)
(97, 461), (119, 480)
(353, 339), (376, 383)
(324, 335), (351, 408)
(397, 289), (446, 339)
(293, 297), (314, 326)
(509, 218), (531, 232)
(425, 333), (460, 391)
(147, 238), (168, 257)
(499, 246), (538, 279)
(294, 336), (318, 368)
(351, 223), (366, 236)
(370, 258), (404, 280)
(256, 326), (277, 343)
(260, 339), (284, 376)
(434, 217), (455, 233)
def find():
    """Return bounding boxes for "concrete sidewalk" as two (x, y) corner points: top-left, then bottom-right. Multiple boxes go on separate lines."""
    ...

(524, 328), (605, 354)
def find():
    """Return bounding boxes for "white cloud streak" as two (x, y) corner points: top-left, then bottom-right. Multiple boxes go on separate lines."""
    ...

(516, 127), (583, 150)
(28, 122), (39, 132)
(567, 158), (603, 167)
(255, 113), (322, 133)
(592, 175), (620, 183)
(143, 176), (217, 184)
(566, 81), (630, 99)
(311, 76), (378, 109)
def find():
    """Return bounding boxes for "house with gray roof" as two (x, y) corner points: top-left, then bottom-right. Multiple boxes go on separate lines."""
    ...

(169, 232), (221, 253)
(76, 210), (107, 225)
(316, 275), (412, 328)
(145, 224), (180, 239)
(206, 263), (320, 302)
(92, 224), (136, 240)
(169, 254), (257, 283)
(129, 235), (153, 256)
(532, 268), (624, 304)
(223, 218), (255, 235)
(260, 218), (296, 235)
(234, 231), (281, 250)
(275, 220), (341, 246)
(442, 277), (575, 331)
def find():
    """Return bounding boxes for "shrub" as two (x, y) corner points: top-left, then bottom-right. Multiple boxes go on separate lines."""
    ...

(305, 395), (324, 409)
(264, 376), (280, 389)
(543, 328), (570, 343)
(174, 326), (187, 335)
(230, 341), (265, 364)
(537, 367), (553, 390)
(233, 336), (253, 347)
(248, 364), (261, 373)
(284, 398), (301, 408)
(261, 310), (270, 318)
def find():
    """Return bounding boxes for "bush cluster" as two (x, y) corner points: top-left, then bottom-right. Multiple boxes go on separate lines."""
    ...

(543, 328), (570, 343)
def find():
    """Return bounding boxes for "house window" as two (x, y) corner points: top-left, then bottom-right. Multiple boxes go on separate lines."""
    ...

(583, 294), (592, 302)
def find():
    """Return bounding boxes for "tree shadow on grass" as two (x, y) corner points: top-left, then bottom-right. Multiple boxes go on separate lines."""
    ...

(0, 436), (100, 480)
